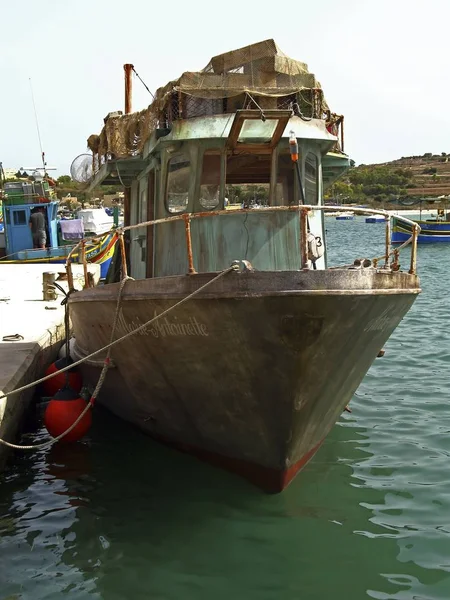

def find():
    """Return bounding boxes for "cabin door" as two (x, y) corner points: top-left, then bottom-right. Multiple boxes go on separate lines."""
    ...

(4, 206), (33, 254)
(130, 178), (148, 279)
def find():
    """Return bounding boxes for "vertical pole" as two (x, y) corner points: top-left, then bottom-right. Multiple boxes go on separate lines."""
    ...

(183, 214), (196, 274)
(295, 161), (306, 205)
(340, 116), (345, 152)
(123, 64), (133, 231)
(119, 232), (128, 279)
(123, 64), (133, 272)
(300, 208), (309, 269)
(124, 64), (133, 115)
(66, 259), (74, 292)
(409, 225), (419, 275)
(81, 239), (89, 288)
(384, 215), (391, 268)
(391, 248), (400, 271)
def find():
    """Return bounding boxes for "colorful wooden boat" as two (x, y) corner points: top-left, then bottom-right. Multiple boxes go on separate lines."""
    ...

(67, 40), (421, 492)
(0, 178), (117, 277)
(392, 215), (450, 243)
(0, 230), (117, 277)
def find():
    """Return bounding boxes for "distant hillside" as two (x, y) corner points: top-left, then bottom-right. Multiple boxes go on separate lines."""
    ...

(328, 152), (450, 206)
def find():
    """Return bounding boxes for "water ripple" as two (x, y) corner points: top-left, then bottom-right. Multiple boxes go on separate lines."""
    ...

(2, 218), (450, 599)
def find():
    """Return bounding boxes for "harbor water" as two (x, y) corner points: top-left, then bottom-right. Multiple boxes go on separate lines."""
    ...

(2, 217), (450, 599)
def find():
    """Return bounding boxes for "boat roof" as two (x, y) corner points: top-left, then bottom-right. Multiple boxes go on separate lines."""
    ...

(86, 39), (333, 162)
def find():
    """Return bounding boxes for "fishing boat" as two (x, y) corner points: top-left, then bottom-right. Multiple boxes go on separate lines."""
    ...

(335, 211), (354, 221)
(67, 40), (421, 492)
(391, 209), (450, 243)
(365, 216), (385, 223)
(0, 173), (117, 277)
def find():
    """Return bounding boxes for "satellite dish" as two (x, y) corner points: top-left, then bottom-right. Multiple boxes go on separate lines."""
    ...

(70, 153), (94, 183)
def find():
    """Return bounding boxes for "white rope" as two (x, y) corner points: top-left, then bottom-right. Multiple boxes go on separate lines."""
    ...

(0, 266), (236, 450)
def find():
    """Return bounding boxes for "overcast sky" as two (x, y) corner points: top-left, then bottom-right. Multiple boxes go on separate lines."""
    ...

(1, 0), (448, 175)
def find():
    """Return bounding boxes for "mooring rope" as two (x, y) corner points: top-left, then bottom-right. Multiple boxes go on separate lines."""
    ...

(0, 265), (237, 450)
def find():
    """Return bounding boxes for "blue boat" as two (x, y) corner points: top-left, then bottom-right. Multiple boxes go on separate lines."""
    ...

(0, 176), (117, 277)
(365, 216), (385, 223)
(391, 214), (450, 244)
(336, 212), (354, 220)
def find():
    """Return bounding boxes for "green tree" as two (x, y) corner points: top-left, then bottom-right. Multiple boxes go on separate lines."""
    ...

(57, 175), (72, 185)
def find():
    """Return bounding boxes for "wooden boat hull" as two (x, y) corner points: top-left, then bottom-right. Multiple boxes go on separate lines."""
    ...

(69, 269), (420, 492)
(0, 232), (117, 278)
(392, 218), (450, 244)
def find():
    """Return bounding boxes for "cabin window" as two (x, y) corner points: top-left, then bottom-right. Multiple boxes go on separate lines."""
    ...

(13, 210), (27, 226)
(140, 188), (148, 223)
(199, 151), (221, 210)
(227, 110), (291, 149)
(305, 153), (319, 205)
(225, 152), (271, 208)
(166, 154), (190, 213)
(238, 119), (278, 144)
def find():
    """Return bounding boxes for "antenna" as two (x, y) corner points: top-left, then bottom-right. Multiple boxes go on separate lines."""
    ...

(29, 78), (47, 173)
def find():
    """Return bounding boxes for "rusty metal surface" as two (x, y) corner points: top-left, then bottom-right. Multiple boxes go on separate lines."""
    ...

(154, 211), (303, 276)
(119, 233), (128, 279)
(69, 282), (418, 484)
(300, 210), (309, 269)
(409, 225), (419, 275)
(163, 114), (337, 147)
(110, 204), (421, 279)
(70, 269), (420, 305)
(384, 217), (391, 268)
(124, 64), (133, 115)
(122, 204), (421, 233)
(183, 215), (196, 274)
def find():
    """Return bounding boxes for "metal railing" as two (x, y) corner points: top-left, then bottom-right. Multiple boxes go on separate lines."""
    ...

(66, 206), (421, 289)
(65, 232), (118, 291)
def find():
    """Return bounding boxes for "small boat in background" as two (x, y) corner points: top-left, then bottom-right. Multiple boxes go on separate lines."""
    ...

(0, 172), (117, 277)
(336, 211), (354, 220)
(392, 209), (450, 244)
(366, 216), (385, 223)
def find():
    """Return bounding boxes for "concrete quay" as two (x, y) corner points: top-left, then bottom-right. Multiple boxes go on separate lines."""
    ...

(0, 263), (100, 468)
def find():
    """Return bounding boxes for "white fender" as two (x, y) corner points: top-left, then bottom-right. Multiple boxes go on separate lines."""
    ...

(307, 232), (325, 262)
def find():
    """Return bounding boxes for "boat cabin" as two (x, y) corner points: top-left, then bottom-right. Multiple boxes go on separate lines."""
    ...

(1, 179), (61, 259)
(85, 40), (350, 280)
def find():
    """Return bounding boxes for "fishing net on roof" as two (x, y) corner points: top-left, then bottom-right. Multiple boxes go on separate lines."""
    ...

(197, 39), (317, 97)
(89, 108), (158, 161)
(87, 39), (331, 160)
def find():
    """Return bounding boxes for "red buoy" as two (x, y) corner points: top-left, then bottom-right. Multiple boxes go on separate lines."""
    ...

(44, 387), (92, 443)
(43, 357), (83, 398)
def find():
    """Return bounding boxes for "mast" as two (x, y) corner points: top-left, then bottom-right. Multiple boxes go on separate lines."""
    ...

(29, 78), (47, 174)
(123, 64), (133, 230)
(124, 63), (133, 115)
